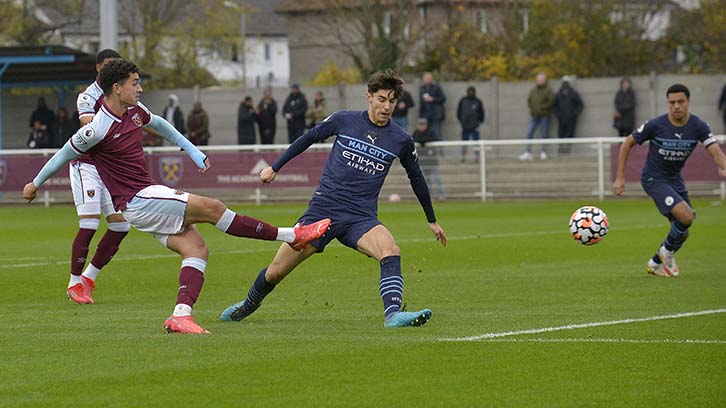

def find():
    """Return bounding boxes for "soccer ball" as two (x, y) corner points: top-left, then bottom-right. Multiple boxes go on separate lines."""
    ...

(388, 193), (401, 203)
(569, 206), (609, 245)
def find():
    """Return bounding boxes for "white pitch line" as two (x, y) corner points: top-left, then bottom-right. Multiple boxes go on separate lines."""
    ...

(476, 338), (726, 345)
(0, 223), (662, 268)
(441, 309), (726, 342)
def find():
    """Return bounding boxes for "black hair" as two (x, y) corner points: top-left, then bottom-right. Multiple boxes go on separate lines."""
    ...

(96, 49), (121, 64)
(666, 84), (690, 99)
(99, 59), (139, 95)
(367, 68), (403, 99)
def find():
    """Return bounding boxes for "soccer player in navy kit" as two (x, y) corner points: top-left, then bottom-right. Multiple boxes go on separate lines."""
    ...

(614, 84), (726, 277)
(220, 69), (447, 327)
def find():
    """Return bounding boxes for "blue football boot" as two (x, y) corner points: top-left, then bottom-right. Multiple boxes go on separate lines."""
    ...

(219, 300), (260, 322)
(384, 308), (432, 328)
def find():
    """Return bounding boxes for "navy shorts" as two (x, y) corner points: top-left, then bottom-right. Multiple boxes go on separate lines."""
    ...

(641, 178), (692, 221)
(298, 207), (381, 253)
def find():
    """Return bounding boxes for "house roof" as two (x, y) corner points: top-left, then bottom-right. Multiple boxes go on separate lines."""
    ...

(244, 0), (287, 36)
(276, 0), (503, 13)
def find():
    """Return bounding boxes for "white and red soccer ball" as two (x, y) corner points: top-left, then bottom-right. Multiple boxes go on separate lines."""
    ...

(569, 206), (608, 245)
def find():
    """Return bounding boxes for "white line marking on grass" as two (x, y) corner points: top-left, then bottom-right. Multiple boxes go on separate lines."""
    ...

(440, 309), (726, 342)
(478, 338), (726, 345)
(0, 223), (663, 268)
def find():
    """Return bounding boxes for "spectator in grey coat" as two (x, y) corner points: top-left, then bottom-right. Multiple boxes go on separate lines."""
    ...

(391, 89), (415, 132)
(257, 87), (278, 144)
(614, 78), (636, 137)
(553, 76), (583, 155)
(162, 94), (185, 135)
(457, 86), (485, 162)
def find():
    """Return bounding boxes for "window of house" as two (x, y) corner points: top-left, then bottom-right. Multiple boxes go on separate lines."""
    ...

(264, 43), (271, 61)
(476, 10), (488, 33)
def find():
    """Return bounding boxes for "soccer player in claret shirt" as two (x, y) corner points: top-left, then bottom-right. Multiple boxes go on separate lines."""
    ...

(63, 49), (126, 305)
(23, 59), (330, 334)
(220, 69), (447, 328)
(614, 84), (726, 277)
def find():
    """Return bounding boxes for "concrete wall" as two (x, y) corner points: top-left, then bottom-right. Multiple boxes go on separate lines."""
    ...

(3, 73), (725, 149)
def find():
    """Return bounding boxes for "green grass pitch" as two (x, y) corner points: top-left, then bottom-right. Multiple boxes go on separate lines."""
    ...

(0, 199), (724, 407)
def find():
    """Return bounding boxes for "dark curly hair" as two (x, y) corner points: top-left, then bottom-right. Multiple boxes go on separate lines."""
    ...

(367, 68), (403, 99)
(99, 59), (139, 96)
(666, 83), (690, 100)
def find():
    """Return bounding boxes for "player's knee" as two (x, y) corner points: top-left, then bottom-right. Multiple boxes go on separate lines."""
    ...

(383, 244), (401, 257)
(204, 198), (227, 220)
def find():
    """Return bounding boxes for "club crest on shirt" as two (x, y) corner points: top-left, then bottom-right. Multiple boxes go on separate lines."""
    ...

(86, 189), (95, 198)
(159, 157), (183, 186)
(174, 190), (184, 195)
(0, 160), (6, 186)
(132, 112), (143, 127)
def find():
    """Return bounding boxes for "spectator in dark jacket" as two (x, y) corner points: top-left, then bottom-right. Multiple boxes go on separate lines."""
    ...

(718, 84), (726, 133)
(162, 94), (186, 135)
(553, 76), (584, 155)
(53, 107), (76, 148)
(411, 118), (446, 200)
(283, 83), (308, 143)
(392, 89), (415, 132)
(28, 97), (55, 149)
(257, 87), (277, 144)
(187, 101), (211, 145)
(419, 72), (446, 140)
(614, 77), (636, 137)
(457, 86), (485, 162)
(237, 96), (257, 145)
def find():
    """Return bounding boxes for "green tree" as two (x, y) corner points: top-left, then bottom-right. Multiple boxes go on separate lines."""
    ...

(0, 0), (85, 45)
(667, 0), (726, 73)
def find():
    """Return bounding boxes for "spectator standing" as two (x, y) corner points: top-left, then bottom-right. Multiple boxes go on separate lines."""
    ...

(306, 91), (327, 128)
(28, 97), (55, 149)
(520, 72), (555, 161)
(718, 84), (726, 133)
(553, 76), (584, 156)
(162, 94), (185, 135)
(283, 83), (308, 143)
(187, 101), (210, 146)
(391, 88), (414, 131)
(53, 107), (76, 148)
(419, 72), (446, 140)
(614, 77), (636, 137)
(257, 87), (277, 144)
(456, 86), (485, 162)
(411, 118), (446, 200)
(237, 96), (257, 145)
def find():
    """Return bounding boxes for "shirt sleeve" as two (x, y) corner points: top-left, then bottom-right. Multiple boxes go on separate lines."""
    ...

(699, 120), (716, 148)
(76, 82), (102, 117)
(631, 120), (654, 145)
(399, 137), (436, 223)
(272, 111), (339, 172)
(69, 123), (105, 154)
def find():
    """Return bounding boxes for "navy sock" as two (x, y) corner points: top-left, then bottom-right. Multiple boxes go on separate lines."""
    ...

(663, 220), (689, 252)
(245, 268), (276, 306)
(379, 256), (403, 318)
(651, 253), (662, 264)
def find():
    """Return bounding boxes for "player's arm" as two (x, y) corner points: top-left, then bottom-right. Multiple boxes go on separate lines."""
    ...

(613, 134), (637, 196)
(400, 139), (447, 246)
(23, 125), (99, 202)
(262, 114), (338, 183)
(705, 142), (726, 176)
(146, 114), (209, 172)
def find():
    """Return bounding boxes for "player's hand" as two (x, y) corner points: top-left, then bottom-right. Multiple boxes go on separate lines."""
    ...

(429, 222), (447, 247)
(23, 182), (38, 203)
(260, 166), (277, 183)
(613, 177), (625, 196)
(719, 167), (726, 177)
(199, 157), (211, 173)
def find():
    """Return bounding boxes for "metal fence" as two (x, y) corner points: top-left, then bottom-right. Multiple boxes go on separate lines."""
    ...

(2, 136), (724, 207)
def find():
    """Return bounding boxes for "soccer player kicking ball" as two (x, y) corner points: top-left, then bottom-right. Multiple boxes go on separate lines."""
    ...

(613, 84), (726, 277)
(220, 69), (447, 328)
(23, 59), (330, 334)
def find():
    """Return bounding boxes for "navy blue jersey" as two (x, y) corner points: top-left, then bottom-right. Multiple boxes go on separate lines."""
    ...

(632, 113), (716, 181)
(272, 110), (436, 222)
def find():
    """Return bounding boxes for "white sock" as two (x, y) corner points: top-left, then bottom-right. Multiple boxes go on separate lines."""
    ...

(276, 227), (295, 243)
(173, 303), (193, 317)
(82, 264), (101, 281)
(68, 275), (82, 288)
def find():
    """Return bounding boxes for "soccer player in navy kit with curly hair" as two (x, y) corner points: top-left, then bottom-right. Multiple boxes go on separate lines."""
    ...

(614, 84), (726, 277)
(221, 69), (447, 327)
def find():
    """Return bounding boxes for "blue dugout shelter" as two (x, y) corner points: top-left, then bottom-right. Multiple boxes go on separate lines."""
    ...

(0, 46), (97, 149)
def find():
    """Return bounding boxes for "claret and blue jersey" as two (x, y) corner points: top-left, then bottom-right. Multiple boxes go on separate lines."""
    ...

(272, 110), (435, 222)
(632, 113), (716, 183)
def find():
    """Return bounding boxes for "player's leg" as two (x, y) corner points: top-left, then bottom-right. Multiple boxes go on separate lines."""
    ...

(356, 225), (432, 327)
(183, 194), (329, 249)
(220, 243), (317, 321)
(520, 117), (538, 159)
(161, 227), (211, 334)
(643, 180), (691, 276)
(80, 186), (131, 300)
(540, 116), (550, 160)
(68, 162), (102, 304)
